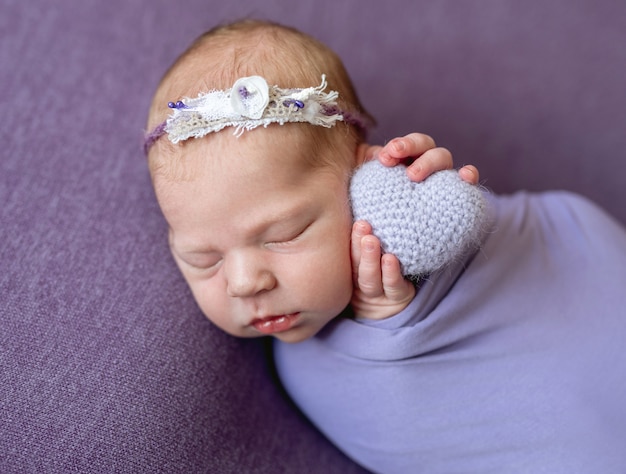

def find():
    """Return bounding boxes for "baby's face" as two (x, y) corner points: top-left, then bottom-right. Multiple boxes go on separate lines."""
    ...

(154, 127), (355, 343)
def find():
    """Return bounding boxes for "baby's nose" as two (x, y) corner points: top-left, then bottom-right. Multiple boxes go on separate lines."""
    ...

(225, 252), (276, 297)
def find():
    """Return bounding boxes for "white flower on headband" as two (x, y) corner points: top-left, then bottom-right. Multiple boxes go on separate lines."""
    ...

(230, 76), (270, 119)
(163, 74), (346, 143)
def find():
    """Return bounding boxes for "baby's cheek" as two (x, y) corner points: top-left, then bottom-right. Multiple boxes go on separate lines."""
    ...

(196, 298), (220, 326)
(187, 283), (232, 332)
(331, 249), (355, 305)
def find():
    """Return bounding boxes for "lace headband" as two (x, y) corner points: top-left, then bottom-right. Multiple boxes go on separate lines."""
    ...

(144, 74), (369, 153)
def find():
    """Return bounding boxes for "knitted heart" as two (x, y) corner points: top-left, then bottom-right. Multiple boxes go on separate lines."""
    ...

(349, 161), (488, 278)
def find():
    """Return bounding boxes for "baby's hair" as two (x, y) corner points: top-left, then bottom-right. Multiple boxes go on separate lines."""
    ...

(146, 19), (374, 178)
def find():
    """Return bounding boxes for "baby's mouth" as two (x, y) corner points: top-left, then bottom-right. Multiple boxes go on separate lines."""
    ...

(252, 313), (300, 335)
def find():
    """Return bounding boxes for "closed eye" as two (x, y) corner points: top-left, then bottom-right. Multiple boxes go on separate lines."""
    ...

(266, 222), (312, 247)
(177, 252), (222, 273)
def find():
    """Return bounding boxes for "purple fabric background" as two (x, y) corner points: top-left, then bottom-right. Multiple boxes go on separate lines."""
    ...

(1, 1), (624, 472)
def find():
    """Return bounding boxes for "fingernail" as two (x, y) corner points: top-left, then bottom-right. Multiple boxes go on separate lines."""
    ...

(391, 140), (405, 153)
(407, 164), (423, 180)
(363, 238), (376, 252)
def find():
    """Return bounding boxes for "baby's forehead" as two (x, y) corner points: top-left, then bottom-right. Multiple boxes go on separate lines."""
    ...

(153, 133), (348, 226)
(151, 125), (323, 185)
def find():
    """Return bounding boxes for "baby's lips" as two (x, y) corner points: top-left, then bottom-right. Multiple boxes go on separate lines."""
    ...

(252, 313), (300, 335)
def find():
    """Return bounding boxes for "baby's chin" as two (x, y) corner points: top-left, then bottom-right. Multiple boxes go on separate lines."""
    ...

(267, 320), (326, 344)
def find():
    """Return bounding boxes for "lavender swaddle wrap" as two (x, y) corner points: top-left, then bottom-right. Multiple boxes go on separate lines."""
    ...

(275, 186), (626, 473)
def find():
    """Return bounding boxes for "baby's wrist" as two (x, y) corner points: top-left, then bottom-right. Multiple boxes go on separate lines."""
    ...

(351, 283), (416, 321)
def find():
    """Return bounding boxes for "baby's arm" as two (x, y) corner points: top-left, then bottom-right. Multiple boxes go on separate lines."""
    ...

(352, 133), (486, 321)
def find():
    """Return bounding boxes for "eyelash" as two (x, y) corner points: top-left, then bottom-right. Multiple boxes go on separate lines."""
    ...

(267, 223), (311, 246)
(183, 255), (222, 272)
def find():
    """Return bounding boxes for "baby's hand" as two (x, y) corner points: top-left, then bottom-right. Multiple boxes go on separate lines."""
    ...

(363, 133), (480, 184)
(351, 133), (482, 320)
(350, 220), (416, 320)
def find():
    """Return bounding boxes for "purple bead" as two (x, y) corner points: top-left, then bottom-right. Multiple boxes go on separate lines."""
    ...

(168, 101), (187, 109)
(283, 99), (305, 109)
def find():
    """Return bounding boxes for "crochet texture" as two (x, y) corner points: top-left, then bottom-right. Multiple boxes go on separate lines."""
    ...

(350, 161), (487, 277)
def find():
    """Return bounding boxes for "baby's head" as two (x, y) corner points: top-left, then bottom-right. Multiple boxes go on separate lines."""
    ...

(145, 20), (371, 342)
(146, 20), (370, 176)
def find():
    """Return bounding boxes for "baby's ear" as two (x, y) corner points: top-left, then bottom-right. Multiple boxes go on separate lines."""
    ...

(355, 143), (371, 167)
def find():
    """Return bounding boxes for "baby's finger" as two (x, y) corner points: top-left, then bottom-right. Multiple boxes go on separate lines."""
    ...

(405, 147), (453, 182)
(378, 133), (437, 166)
(356, 235), (384, 296)
(351, 220), (371, 282)
(458, 165), (480, 184)
(381, 254), (414, 302)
